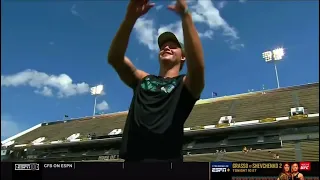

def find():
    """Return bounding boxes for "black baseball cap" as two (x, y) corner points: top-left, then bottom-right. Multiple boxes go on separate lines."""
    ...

(158, 32), (185, 53)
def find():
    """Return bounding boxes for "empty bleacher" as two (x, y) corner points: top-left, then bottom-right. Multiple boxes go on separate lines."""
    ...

(282, 141), (296, 148)
(221, 148), (296, 162)
(184, 148), (296, 162)
(301, 139), (319, 161)
(185, 139), (320, 162)
(12, 113), (127, 143)
(9, 83), (319, 145)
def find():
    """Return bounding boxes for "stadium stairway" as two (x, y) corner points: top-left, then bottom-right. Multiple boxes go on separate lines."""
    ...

(10, 83), (319, 145)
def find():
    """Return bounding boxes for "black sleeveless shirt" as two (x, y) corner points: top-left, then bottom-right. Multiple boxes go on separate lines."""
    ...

(293, 173), (300, 180)
(119, 75), (199, 161)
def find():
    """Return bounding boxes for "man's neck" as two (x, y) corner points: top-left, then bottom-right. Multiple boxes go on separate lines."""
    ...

(159, 66), (180, 78)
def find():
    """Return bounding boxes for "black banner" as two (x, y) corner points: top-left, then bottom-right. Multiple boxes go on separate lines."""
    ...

(5, 162), (209, 180)
(2, 161), (318, 180)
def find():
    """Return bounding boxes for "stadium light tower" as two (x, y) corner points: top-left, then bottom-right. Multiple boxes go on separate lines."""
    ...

(90, 84), (104, 116)
(262, 48), (285, 89)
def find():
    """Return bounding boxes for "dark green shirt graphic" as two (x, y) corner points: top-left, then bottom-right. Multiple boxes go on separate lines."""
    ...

(141, 76), (177, 93)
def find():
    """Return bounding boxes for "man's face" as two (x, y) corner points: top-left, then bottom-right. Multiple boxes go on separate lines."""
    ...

(159, 41), (185, 66)
(291, 163), (299, 172)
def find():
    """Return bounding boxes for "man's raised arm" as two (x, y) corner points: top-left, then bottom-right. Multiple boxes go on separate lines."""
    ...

(168, 0), (205, 98)
(108, 0), (154, 88)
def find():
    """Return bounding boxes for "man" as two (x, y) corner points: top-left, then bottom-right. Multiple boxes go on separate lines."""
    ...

(108, 0), (205, 162)
(291, 163), (305, 180)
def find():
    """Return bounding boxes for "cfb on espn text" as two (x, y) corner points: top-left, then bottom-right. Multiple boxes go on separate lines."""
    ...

(43, 163), (74, 169)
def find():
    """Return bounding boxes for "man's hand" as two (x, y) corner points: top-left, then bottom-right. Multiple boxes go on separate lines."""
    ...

(168, 0), (205, 99)
(126, 0), (155, 20)
(167, 0), (188, 16)
(108, 0), (152, 89)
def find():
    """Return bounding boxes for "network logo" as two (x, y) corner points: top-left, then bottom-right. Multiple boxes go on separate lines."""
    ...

(212, 168), (228, 172)
(15, 163), (40, 171)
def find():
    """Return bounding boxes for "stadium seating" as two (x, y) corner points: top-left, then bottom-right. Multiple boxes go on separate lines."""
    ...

(11, 137), (318, 162)
(301, 139), (319, 161)
(282, 141), (296, 148)
(182, 139), (319, 162)
(221, 148), (296, 162)
(184, 148), (296, 162)
(8, 83), (319, 146)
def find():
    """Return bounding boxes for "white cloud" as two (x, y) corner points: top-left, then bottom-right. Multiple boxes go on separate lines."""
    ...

(134, 18), (158, 51)
(1, 115), (20, 140)
(190, 1), (239, 39)
(1, 69), (90, 98)
(155, 5), (163, 11)
(158, 21), (184, 43)
(199, 30), (214, 39)
(96, 100), (109, 111)
(134, 19), (185, 52)
(71, 4), (80, 17)
(191, 12), (206, 23)
(230, 42), (245, 50)
(133, 0), (243, 51)
(34, 86), (53, 97)
(217, 1), (227, 9)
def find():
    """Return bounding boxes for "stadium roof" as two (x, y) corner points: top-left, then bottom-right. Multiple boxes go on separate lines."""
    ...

(2, 82), (319, 146)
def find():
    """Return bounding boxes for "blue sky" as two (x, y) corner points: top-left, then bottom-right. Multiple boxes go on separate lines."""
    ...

(1, 0), (319, 140)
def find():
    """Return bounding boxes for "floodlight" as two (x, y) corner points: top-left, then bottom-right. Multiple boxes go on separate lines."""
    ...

(262, 47), (286, 89)
(91, 84), (104, 116)
(90, 85), (104, 95)
(272, 48), (285, 61)
(262, 51), (273, 62)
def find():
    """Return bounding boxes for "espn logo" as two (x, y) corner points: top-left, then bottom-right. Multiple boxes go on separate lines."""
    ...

(15, 163), (39, 171)
(212, 168), (226, 172)
(299, 162), (311, 171)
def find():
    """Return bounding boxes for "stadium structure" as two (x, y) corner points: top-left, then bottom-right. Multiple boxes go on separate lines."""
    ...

(1, 82), (319, 162)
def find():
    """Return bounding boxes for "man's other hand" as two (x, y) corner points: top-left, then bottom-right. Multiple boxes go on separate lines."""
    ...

(167, 0), (188, 16)
(126, 0), (155, 20)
